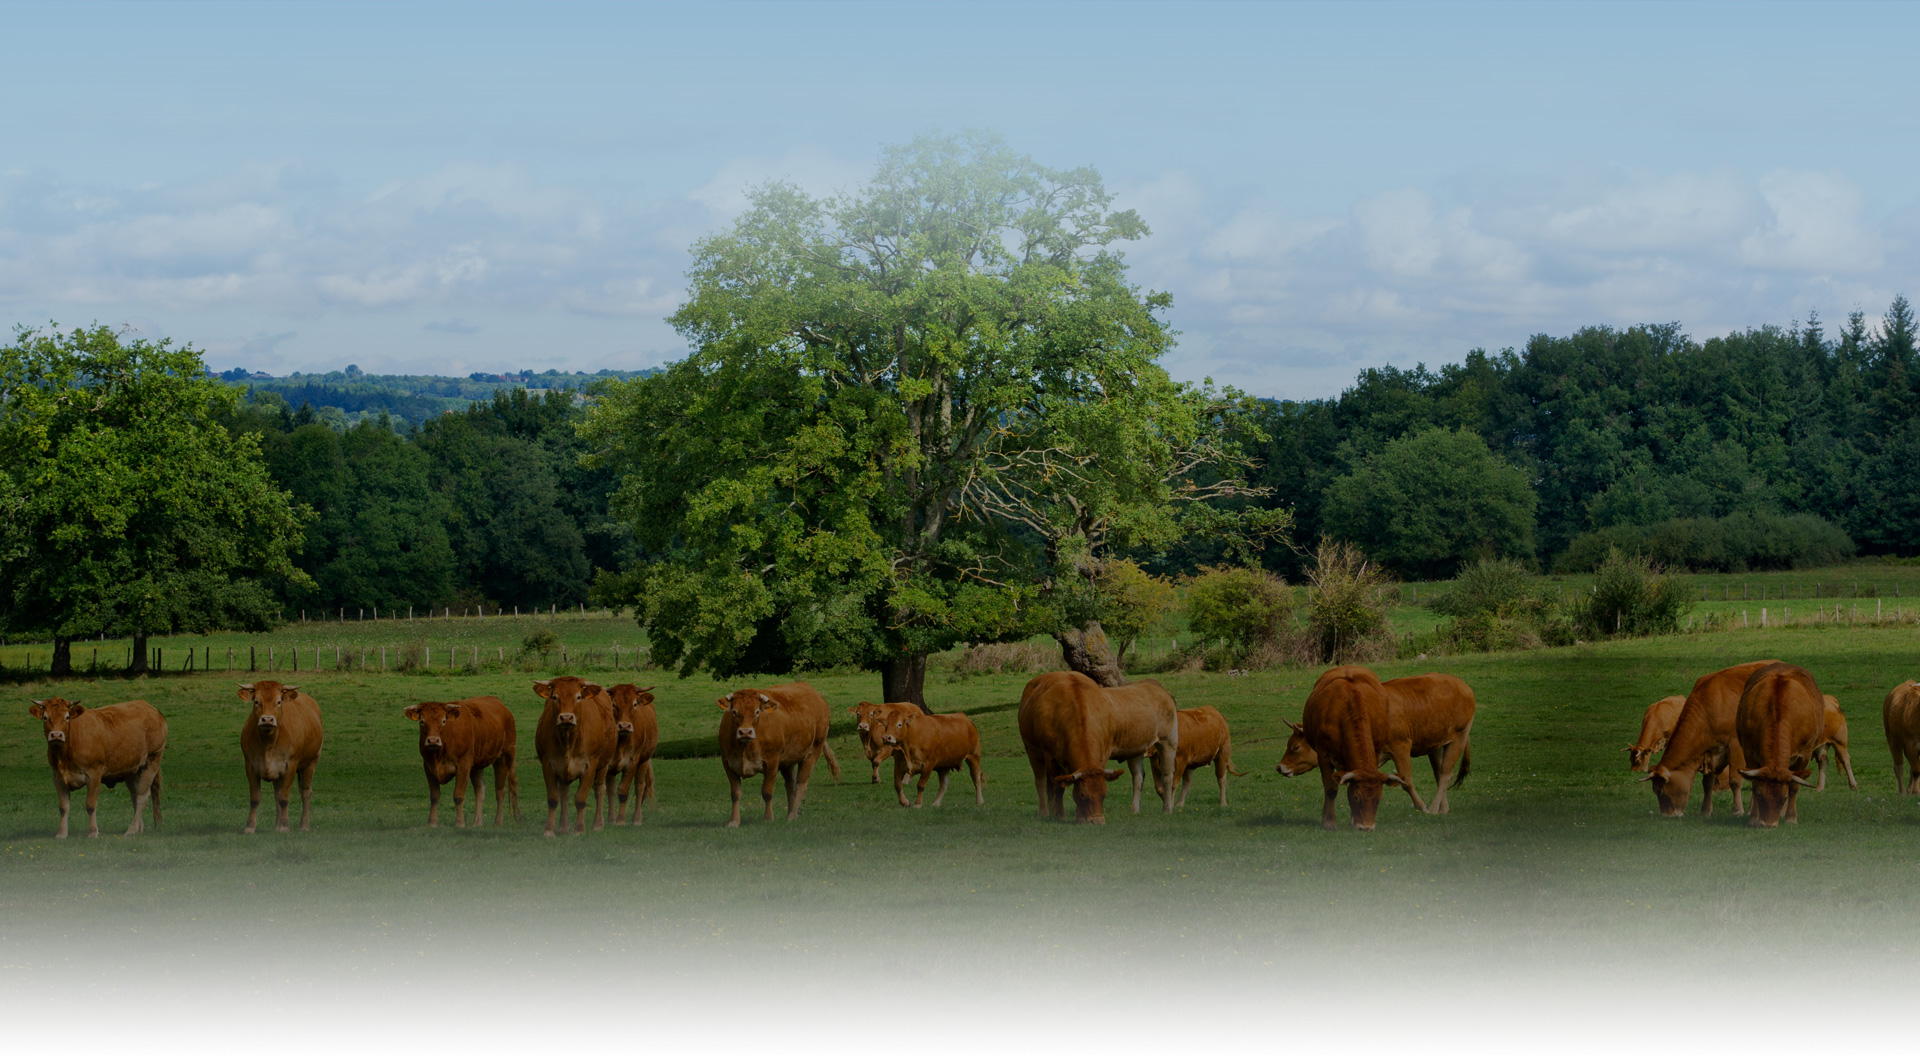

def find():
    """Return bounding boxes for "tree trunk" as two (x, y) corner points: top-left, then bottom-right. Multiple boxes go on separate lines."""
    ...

(1056, 621), (1125, 687)
(881, 654), (930, 712)
(50, 636), (72, 678)
(128, 630), (150, 676)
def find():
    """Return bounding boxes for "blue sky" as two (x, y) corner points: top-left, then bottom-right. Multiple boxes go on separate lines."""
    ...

(3, 0), (1917, 397)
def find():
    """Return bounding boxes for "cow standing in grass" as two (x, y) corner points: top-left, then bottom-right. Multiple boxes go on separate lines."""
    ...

(1643, 660), (1782, 817)
(1299, 666), (1414, 831)
(1018, 671), (1127, 823)
(404, 696), (519, 827)
(716, 683), (839, 827)
(851, 701), (920, 783)
(878, 710), (983, 808)
(1735, 663), (1825, 827)
(608, 684), (659, 825)
(1626, 695), (1688, 772)
(1149, 705), (1245, 808)
(29, 697), (166, 839)
(1883, 680), (1920, 794)
(1096, 678), (1180, 814)
(238, 681), (324, 834)
(534, 677), (617, 837)
(1276, 670), (1473, 814)
(1813, 694), (1856, 791)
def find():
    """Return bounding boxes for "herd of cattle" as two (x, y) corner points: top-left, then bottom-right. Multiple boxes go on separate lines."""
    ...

(19, 658), (1920, 837)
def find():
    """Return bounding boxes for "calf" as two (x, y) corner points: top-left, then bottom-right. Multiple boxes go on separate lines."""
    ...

(716, 682), (839, 827)
(1299, 666), (1413, 830)
(1149, 705), (1245, 808)
(1812, 694), (1856, 791)
(851, 701), (920, 783)
(607, 684), (659, 825)
(1644, 660), (1781, 817)
(1102, 680), (1180, 814)
(533, 677), (617, 837)
(238, 681), (324, 834)
(1018, 671), (1125, 824)
(404, 696), (518, 827)
(28, 697), (166, 839)
(1626, 695), (1688, 772)
(1883, 680), (1920, 794)
(879, 711), (983, 808)
(1735, 663), (1824, 827)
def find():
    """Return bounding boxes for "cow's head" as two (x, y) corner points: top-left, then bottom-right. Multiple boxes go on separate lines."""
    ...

(879, 713), (915, 747)
(28, 697), (83, 744)
(536, 677), (603, 732)
(239, 682), (300, 735)
(1338, 768), (1410, 831)
(1739, 767), (1811, 828)
(1276, 720), (1317, 777)
(610, 685), (655, 736)
(1626, 743), (1658, 772)
(1641, 764), (1693, 817)
(1050, 767), (1126, 824)
(852, 701), (880, 734)
(717, 690), (774, 743)
(404, 701), (462, 749)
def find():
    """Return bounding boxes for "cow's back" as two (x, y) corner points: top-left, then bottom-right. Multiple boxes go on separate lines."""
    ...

(764, 681), (831, 757)
(459, 696), (516, 763)
(1103, 679), (1178, 758)
(1820, 696), (1847, 745)
(1658, 660), (1781, 770)
(1885, 682), (1920, 739)
(1302, 666), (1391, 770)
(1384, 673), (1475, 751)
(1636, 695), (1688, 748)
(72, 700), (167, 777)
(1737, 663), (1825, 772)
(1175, 706), (1230, 764)
(1018, 671), (1112, 773)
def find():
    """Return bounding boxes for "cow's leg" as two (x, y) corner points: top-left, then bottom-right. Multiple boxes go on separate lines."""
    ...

(615, 765), (635, 825)
(469, 764), (489, 826)
(244, 764), (263, 835)
(542, 763), (563, 837)
(596, 765), (612, 830)
(126, 763), (154, 836)
(1028, 755), (1054, 819)
(914, 767), (933, 808)
(869, 746), (882, 784)
(894, 755), (911, 808)
(1317, 761), (1339, 830)
(1814, 747), (1828, 791)
(1786, 782), (1800, 825)
(53, 779), (70, 840)
(1128, 755), (1145, 814)
(932, 768), (953, 808)
(451, 760), (471, 828)
(1389, 741), (1428, 813)
(1177, 766), (1193, 809)
(572, 773), (592, 835)
(1431, 739), (1468, 815)
(761, 766), (779, 823)
(791, 754), (818, 820)
(426, 774), (442, 827)
(1839, 743), (1858, 790)
(969, 753), (985, 804)
(1155, 740), (1178, 813)
(273, 770), (295, 833)
(296, 763), (316, 832)
(726, 768), (744, 828)
(147, 764), (163, 830)
(1727, 745), (1747, 815)
(1890, 736), (1906, 793)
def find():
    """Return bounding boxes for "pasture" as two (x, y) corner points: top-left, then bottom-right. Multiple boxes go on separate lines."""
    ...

(5, 619), (1920, 972)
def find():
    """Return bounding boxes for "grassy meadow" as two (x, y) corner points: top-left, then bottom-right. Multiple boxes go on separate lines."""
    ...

(5, 612), (1920, 966)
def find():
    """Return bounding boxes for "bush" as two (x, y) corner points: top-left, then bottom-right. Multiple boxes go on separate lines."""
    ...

(1571, 549), (1693, 638)
(1427, 558), (1534, 617)
(1556, 512), (1855, 573)
(1305, 541), (1395, 663)
(520, 627), (559, 661)
(1427, 557), (1574, 653)
(1183, 566), (1294, 658)
(1093, 559), (1176, 666)
(952, 640), (1064, 676)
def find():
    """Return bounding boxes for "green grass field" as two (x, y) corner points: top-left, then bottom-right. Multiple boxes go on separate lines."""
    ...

(5, 616), (1920, 970)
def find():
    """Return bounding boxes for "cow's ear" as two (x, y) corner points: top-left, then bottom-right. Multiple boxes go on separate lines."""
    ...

(1052, 771), (1083, 785)
(444, 706), (462, 718)
(27, 701), (44, 719)
(581, 683), (603, 697)
(68, 703), (85, 716)
(404, 705), (422, 721)
(1102, 768), (1125, 781)
(237, 684), (256, 700)
(716, 698), (731, 711)
(282, 685), (300, 694)
(533, 681), (552, 698)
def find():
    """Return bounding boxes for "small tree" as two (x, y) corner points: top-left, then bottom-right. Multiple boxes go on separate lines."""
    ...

(1572, 549), (1693, 638)
(1322, 427), (1537, 580)
(1183, 566), (1293, 660)
(1305, 541), (1394, 663)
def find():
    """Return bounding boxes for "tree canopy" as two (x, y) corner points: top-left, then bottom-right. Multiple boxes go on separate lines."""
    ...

(1321, 426), (1537, 579)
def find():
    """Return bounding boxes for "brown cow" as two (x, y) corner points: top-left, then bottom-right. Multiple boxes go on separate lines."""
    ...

(850, 701), (919, 783)
(878, 711), (983, 808)
(533, 676), (617, 837)
(1276, 671), (1474, 814)
(1299, 666), (1413, 830)
(1883, 680), (1920, 794)
(715, 682), (840, 827)
(238, 681), (324, 834)
(607, 684), (659, 825)
(1812, 694), (1856, 792)
(1644, 659), (1782, 817)
(28, 697), (166, 839)
(1100, 680), (1180, 814)
(1017, 671), (1126, 824)
(1735, 663), (1824, 827)
(1626, 695), (1688, 772)
(1148, 705), (1245, 808)
(403, 696), (519, 827)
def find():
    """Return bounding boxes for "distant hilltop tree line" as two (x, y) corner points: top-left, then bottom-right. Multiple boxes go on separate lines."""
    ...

(209, 365), (656, 429)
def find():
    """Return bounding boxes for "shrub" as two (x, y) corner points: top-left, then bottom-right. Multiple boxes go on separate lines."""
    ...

(952, 640), (1063, 676)
(1427, 557), (1534, 617)
(1571, 549), (1693, 637)
(1182, 566), (1294, 659)
(521, 627), (559, 660)
(1093, 559), (1176, 667)
(1556, 512), (1855, 573)
(1305, 541), (1395, 663)
(1427, 557), (1574, 653)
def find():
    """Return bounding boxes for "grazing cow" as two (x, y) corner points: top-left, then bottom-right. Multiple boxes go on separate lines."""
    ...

(1299, 666), (1413, 830)
(878, 711), (983, 808)
(1644, 660), (1782, 817)
(1275, 671), (1475, 814)
(1735, 663), (1825, 827)
(238, 681), (324, 834)
(1100, 680), (1180, 814)
(28, 697), (166, 839)
(1018, 671), (1126, 824)
(1148, 705), (1245, 808)
(403, 696), (519, 827)
(607, 684), (659, 825)
(716, 683), (840, 827)
(1626, 695), (1688, 772)
(1812, 695), (1857, 792)
(850, 701), (920, 783)
(1884, 680), (1920, 794)
(533, 677), (617, 837)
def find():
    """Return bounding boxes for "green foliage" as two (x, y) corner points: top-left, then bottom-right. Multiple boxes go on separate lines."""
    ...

(1182, 566), (1293, 655)
(1321, 426), (1537, 580)
(1428, 558), (1572, 652)
(520, 627), (558, 660)
(1304, 540), (1395, 663)
(1570, 549), (1694, 638)
(1091, 560), (1175, 662)
(1556, 512), (1855, 573)
(0, 325), (310, 660)
(1428, 557), (1534, 617)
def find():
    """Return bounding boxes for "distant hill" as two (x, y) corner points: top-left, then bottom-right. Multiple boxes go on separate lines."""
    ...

(218, 365), (660, 427)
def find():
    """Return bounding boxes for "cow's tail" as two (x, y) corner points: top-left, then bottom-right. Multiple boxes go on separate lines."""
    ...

(640, 759), (657, 804)
(1453, 740), (1471, 789)
(823, 741), (842, 783)
(1223, 741), (1246, 777)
